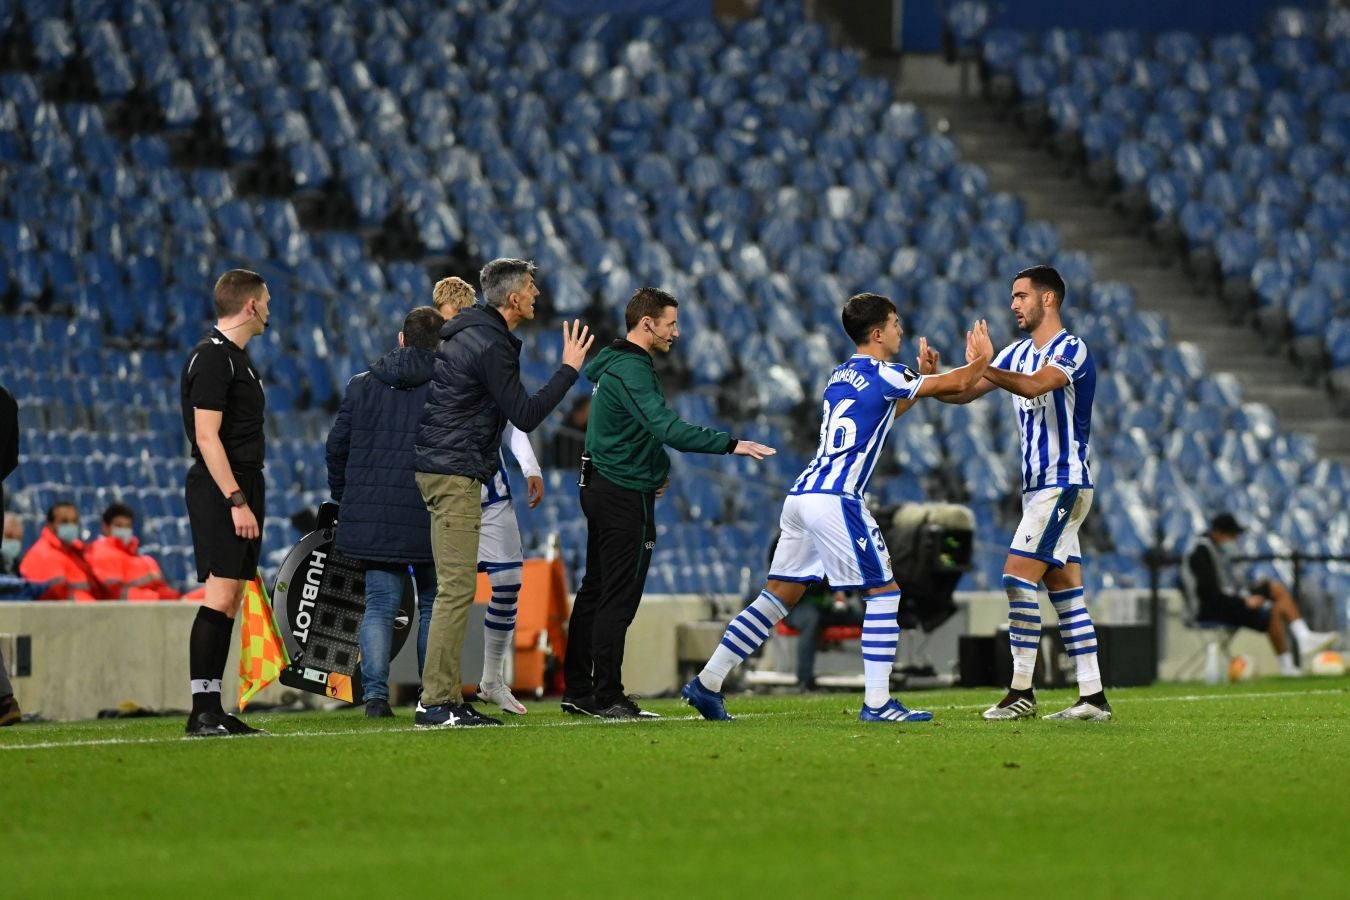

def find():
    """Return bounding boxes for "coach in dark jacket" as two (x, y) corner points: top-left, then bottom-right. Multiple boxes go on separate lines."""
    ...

(411, 258), (593, 728)
(326, 306), (442, 718)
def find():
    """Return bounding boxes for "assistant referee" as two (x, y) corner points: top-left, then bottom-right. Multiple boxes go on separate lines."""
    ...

(562, 287), (775, 719)
(179, 269), (271, 737)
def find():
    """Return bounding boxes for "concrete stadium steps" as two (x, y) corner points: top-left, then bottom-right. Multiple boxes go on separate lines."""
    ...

(900, 94), (1350, 463)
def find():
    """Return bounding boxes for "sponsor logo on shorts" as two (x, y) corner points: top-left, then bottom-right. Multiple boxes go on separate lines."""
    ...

(855, 537), (867, 549)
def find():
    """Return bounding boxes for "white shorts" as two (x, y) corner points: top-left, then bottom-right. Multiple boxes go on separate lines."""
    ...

(767, 493), (894, 591)
(1009, 486), (1093, 569)
(477, 499), (523, 571)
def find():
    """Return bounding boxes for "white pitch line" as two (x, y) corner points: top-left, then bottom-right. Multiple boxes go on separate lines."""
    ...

(1, 689), (1343, 752)
(0, 711), (785, 752)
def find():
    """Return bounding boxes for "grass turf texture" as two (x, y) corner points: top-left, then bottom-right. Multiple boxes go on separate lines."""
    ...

(5, 678), (1348, 898)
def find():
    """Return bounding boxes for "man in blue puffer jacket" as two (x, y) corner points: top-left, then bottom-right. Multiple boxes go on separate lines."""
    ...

(326, 306), (444, 719)
(413, 257), (592, 729)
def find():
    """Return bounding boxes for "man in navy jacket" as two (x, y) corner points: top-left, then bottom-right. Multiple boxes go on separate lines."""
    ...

(413, 257), (592, 728)
(326, 306), (443, 718)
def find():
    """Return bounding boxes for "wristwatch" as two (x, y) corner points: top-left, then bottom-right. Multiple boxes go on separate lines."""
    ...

(227, 490), (248, 508)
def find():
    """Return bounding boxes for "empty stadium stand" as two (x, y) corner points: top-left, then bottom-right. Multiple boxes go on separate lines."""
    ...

(0, 0), (1348, 607)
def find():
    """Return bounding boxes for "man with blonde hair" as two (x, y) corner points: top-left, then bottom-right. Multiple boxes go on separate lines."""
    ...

(432, 276), (476, 314)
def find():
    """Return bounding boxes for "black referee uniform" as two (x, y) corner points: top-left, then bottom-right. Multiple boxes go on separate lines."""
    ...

(181, 326), (267, 580)
(180, 324), (267, 737)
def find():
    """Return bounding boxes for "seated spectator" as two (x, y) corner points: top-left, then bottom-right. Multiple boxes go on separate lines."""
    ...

(2, 513), (22, 575)
(19, 501), (106, 601)
(85, 502), (180, 600)
(1182, 512), (1339, 675)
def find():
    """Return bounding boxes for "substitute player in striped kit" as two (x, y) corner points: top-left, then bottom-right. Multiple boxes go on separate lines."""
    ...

(683, 293), (993, 723)
(934, 265), (1110, 722)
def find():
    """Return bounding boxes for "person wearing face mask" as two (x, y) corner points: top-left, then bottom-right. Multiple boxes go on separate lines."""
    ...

(85, 502), (180, 600)
(2, 513), (23, 576)
(1182, 512), (1340, 676)
(18, 501), (106, 601)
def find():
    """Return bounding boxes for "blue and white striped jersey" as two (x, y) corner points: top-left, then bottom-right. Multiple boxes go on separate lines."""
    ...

(992, 329), (1095, 493)
(789, 355), (925, 498)
(481, 425), (542, 507)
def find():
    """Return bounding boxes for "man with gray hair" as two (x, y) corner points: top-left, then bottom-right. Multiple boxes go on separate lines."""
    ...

(413, 258), (593, 728)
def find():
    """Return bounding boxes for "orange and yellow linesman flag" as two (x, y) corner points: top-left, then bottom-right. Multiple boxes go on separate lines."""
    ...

(238, 571), (292, 710)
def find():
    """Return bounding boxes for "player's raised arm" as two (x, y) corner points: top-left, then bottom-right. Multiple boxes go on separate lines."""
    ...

(980, 354), (1070, 399)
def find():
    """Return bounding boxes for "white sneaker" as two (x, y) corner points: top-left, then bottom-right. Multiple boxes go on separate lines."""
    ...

(479, 682), (527, 715)
(982, 692), (1037, 720)
(1043, 699), (1113, 722)
(1279, 659), (1305, 677)
(1298, 631), (1340, 660)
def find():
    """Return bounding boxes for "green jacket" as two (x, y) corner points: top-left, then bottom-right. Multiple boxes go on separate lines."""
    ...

(583, 340), (735, 492)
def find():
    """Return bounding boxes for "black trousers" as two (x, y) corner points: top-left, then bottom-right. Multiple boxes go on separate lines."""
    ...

(564, 469), (656, 705)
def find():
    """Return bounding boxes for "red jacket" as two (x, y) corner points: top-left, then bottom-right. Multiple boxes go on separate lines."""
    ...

(85, 535), (180, 600)
(18, 527), (106, 601)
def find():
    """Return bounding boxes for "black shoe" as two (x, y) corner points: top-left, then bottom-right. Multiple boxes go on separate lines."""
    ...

(414, 701), (502, 728)
(560, 694), (598, 716)
(595, 696), (662, 720)
(185, 710), (231, 737)
(365, 698), (395, 719)
(0, 694), (21, 727)
(220, 713), (266, 735)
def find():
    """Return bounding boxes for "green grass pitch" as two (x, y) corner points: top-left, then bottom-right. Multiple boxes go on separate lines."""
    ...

(5, 677), (1348, 898)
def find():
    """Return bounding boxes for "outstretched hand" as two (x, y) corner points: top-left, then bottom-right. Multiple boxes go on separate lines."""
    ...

(733, 440), (776, 460)
(965, 319), (993, 365)
(561, 320), (595, 372)
(917, 336), (940, 375)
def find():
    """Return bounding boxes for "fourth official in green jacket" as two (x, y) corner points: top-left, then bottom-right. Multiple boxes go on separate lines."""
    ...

(561, 287), (775, 719)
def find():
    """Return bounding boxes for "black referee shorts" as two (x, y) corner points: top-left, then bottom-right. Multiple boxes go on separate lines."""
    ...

(185, 462), (266, 583)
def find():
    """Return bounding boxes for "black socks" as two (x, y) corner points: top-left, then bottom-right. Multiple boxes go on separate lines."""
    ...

(189, 606), (235, 715)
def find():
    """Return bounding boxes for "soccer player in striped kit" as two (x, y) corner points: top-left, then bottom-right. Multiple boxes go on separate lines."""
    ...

(933, 266), (1111, 721)
(683, 293), (993, 723)
(435, 277), (544, 716)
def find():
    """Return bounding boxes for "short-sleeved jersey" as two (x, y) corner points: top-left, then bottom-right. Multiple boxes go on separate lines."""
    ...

(992, 328), (1094, 492)
(180, 327), (266, 471)
(789, 354), (925, 499)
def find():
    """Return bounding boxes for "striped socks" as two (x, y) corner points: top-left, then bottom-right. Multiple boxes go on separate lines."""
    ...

(481, 565), (522, 686)
(861, 591), (901, 708)
(698, 589), (790, 692)
(1004, 575), (1041, 691)
(1049, 586), (1102, 696)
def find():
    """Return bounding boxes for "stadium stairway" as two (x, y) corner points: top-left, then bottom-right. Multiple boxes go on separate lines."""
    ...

(903, 93), (1350, 463)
